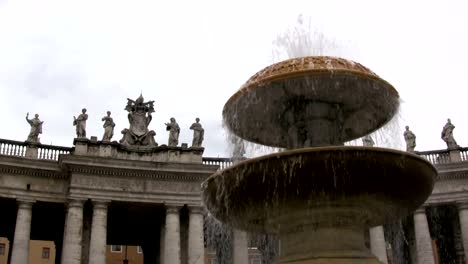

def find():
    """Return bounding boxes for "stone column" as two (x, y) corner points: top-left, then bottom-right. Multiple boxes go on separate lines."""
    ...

(61, 200), (84, 264)
(188, 206), (205, 264)
(88, 201), (109, 264)
(369, 225), (388, 264)
(160, 221), (165, 264)
(164, 205), (181, 264)
(414, 207), (435, 264)
(457, 203), (468, 264)
(10, 200), (34, 264)
(232, 228), (248, 264)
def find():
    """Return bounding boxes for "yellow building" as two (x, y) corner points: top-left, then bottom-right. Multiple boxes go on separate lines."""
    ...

(0, 237), (9, 264)
(0, 238), (55, 264)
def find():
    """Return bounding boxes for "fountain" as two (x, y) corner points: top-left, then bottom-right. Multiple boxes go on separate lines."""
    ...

(202, 56), (437, 263)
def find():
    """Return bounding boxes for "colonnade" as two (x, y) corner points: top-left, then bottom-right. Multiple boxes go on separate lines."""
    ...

(8, 200), (206, 264)
(9, 199), (468, 264)
(369, 204), (468, 264)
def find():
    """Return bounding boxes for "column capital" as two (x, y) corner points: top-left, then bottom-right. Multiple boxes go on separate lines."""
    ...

(457, 202), (468, 210)
(188, 206), (205, 215)
(92, 200), (110, 210)
(67, 199), (85, 208)
(165, 205), (182, 214)
(16, 199), (35, 209)
(414, 207), (428, 214)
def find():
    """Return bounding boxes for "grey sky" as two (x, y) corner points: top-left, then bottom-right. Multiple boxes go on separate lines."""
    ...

(0, 0), (467, 157)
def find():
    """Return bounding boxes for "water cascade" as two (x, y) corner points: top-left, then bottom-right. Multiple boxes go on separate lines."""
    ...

(202, 56), (437, 263)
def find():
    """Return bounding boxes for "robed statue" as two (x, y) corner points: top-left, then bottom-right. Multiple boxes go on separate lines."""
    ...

(190, 117), (204, 147)
(25, 112), (43, 143)
(441, 118), (459, 150)
(120, 94), (157, 146)
(102, 111), (115, 142)
(73, 108), (88, 138)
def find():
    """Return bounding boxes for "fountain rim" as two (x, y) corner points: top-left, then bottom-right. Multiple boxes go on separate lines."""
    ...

(224, 56), (399, 108)
(204, 146), (437, 181)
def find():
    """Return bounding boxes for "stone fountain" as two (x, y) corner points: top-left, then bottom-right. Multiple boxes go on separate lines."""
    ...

(202, 56), (437, 263)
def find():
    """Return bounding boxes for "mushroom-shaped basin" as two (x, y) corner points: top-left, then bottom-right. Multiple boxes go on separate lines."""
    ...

(223, 56), (399, 148)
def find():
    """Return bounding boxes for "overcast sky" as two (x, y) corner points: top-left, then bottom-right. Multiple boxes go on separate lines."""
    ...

(0, 0), (467, 157)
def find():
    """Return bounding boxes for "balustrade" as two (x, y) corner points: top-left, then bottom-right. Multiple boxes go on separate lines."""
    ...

(1, 137), (468, 166)
(0, 138), (72, 160)
(0, 139), (26, 157)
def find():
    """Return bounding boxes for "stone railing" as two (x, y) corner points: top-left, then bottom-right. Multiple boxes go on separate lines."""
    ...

(37, 144), (73, 160)
(0, 139), (27, 157)
(416, 147), (468, 165)
(2, 137), (468, 166)
(416, 149), (451, 164)
(0, 138), (73, 160)
(202, 157), (233, 170)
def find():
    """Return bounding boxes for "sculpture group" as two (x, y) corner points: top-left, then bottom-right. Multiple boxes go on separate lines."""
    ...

(361, 119), (460, 153)
(25, 95), (204, 148)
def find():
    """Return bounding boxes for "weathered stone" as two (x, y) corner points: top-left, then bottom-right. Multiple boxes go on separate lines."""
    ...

(88, 201), (108, 264)
(61, 200), (84, 264)
(164, 206), (181, 264)
(166, 118), (180, 147)
(10, 200), (34, 264)
(413, 208), (435, 264)
(73, 108), (88, 139)
(369, 225), (388, 264)
(120, 95), (157, 147)
(442, 119), (459, 150)
(25, 113), (43, 143)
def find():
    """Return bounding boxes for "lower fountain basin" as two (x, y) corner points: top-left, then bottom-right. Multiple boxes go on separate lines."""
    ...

(202, 146), (437, 233)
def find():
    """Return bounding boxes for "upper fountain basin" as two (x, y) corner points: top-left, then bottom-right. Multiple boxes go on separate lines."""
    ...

(223, 56), (399, 148)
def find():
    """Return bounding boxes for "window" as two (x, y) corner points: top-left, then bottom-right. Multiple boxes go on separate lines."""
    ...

(137, 246), (143, 254)
(42, 247), (50, 259)
(0, 243), (5, 255)
(110, 245), (122, 252)
(250, 258), (261, 264)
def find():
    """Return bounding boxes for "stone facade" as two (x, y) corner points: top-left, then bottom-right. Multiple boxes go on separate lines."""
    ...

(1, 138), (468, 263)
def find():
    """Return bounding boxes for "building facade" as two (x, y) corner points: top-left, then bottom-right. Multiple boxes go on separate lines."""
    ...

(1, 137), (468, 264)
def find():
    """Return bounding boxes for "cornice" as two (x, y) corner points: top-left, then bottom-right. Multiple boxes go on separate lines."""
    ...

(68, 165), (208, 181)
(60, 155), (216, 181)
(0, 163), (65, 179)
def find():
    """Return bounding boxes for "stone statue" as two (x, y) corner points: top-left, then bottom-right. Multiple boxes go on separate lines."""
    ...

(25, 112), (43, 143)
(441, 118), (459, 149)
(362, 135), (374, 147)
(190, 118), (204, 147)
(404, 126), (416, 152)
(73, 108), (88, 138)
(120, 94), (157, 146)
(165, 118), (180, 147)
(101, 111), (115, 142)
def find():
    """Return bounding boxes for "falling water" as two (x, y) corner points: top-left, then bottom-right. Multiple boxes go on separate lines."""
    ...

(205, 14), (431, 264)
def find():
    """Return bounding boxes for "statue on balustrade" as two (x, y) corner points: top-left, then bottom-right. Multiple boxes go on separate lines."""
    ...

(165, 117), (180, 147)
(73, 108), (88, 138)
(404, 126), (416, 152)
(362, 135), (374, 147)
(441, 118), (459, 150)
(25, 112), (43, 143)
(190, 117), (204, 147)
(102, 111), (115, 142)
(120, 94), (157, 146)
